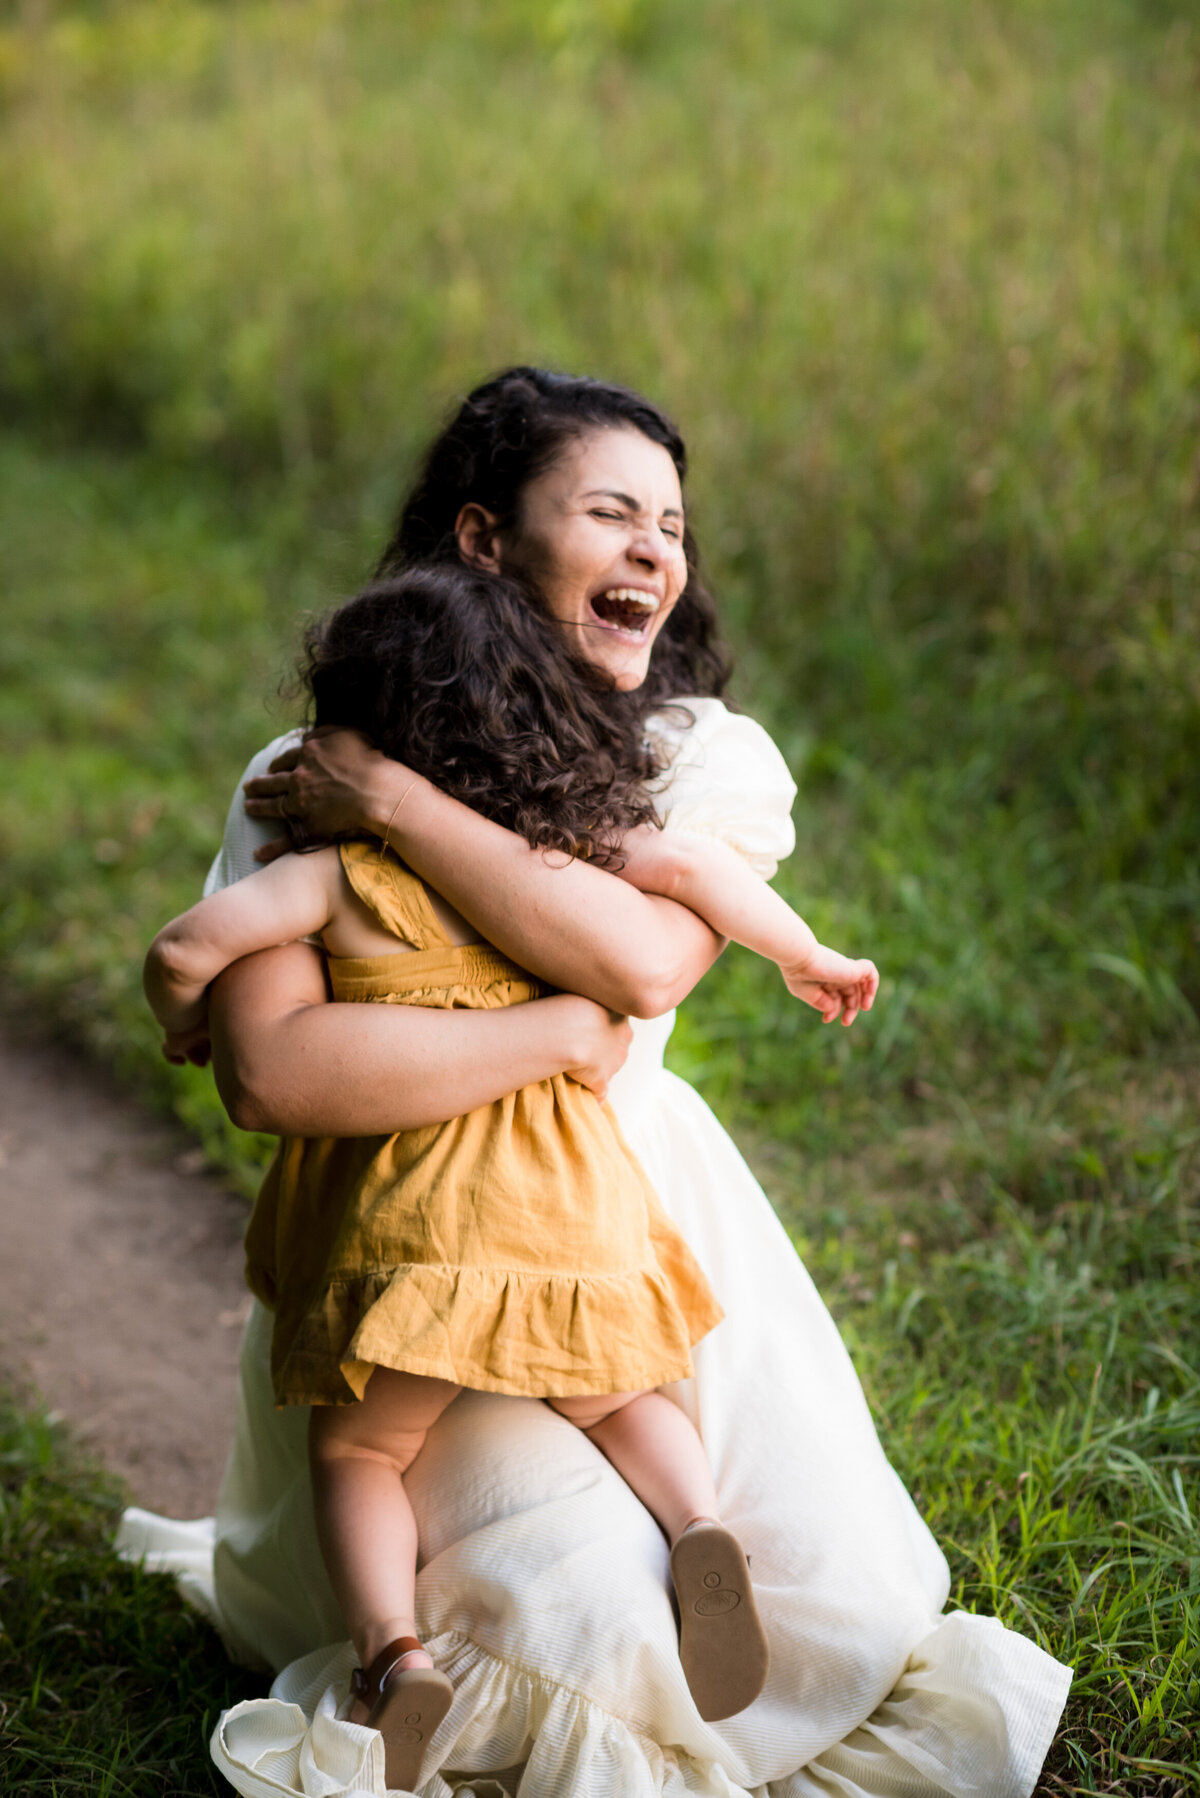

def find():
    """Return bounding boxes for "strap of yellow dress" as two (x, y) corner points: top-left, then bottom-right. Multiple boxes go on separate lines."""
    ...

(338, 841), (452, 951)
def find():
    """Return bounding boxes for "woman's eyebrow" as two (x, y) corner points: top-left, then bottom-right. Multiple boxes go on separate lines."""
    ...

(582, 488), (684, 519)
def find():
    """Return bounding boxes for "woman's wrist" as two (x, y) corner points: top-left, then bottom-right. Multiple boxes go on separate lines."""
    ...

(349, 760), (415, 840)
(374, 769), (447, 848)
(370, 769), (438, 850)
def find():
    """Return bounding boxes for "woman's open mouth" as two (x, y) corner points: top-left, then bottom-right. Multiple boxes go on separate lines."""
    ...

(588, 587), (661, 641)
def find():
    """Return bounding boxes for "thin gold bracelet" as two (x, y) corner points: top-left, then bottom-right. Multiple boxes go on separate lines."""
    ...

(380, 782), (416, 860)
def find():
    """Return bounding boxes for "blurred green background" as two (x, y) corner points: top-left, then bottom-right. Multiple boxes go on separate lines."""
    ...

(1, 1), (1198, 1788)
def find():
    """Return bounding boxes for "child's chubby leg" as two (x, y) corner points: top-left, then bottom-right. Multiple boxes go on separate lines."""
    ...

(308, 1369), (461, 1713)
(547, 1388), (720, 1544)
(548, 1388), (769, 1722)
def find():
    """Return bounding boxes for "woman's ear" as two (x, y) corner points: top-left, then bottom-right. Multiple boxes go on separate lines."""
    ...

(455, 503), (504, 572)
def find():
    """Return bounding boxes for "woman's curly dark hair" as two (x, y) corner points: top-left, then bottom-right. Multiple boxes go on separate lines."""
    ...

(301, 564), (667, 866)
(374, 366), (732, 711)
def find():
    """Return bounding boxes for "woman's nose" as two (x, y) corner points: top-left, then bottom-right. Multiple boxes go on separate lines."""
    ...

(627, 525), (674, 571)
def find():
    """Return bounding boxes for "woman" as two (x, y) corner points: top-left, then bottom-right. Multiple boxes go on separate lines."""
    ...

(121, 368), (1070, 1796)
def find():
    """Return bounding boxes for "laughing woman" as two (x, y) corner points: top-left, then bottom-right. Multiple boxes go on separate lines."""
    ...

(122, 368), (1070, 1797)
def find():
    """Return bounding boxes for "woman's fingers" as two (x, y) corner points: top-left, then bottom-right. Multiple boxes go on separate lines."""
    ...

(243, 775), (292, 808)
(245, 727), (385, 839)
(243, 746), (302, 813)
(163, 1028), (213, 1065)
(253, 837), (292, 866)
(266, 746), (303, 775)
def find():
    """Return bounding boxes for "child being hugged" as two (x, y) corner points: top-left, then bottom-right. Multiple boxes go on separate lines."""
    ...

(144, 565), (878, 1790)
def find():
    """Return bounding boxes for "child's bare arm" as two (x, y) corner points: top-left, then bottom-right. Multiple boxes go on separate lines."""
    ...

(615, 826), (879, 1027)
(144, 849), (339, 1062)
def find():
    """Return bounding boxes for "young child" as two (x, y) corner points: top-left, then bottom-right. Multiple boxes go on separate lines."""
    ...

(145, 565), (878, 1789)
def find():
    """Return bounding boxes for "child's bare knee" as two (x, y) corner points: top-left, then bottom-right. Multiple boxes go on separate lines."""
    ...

(308, 1370), (461, 1477)
(310, 1430), (415, 1478)
(309, 1407), (425, 1478)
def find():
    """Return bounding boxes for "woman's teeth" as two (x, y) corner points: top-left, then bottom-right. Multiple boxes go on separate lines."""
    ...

(591, 588), (660, 635)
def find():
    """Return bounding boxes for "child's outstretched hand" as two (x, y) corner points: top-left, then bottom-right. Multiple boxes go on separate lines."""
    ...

(780, 944), (879, 1027)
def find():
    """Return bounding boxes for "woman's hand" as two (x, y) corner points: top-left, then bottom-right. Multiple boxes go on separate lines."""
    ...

(245, 738), (724, 1014)
(780, 945), (880, 1028)
(243, 727), (406, 862)
(557, 996), (634, 1100)
(162, 1018), (213, 1068)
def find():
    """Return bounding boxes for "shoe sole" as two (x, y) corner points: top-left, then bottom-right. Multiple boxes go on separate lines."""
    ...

(368, 1666), (454, 1792)
(670, 1522), (769, 1722)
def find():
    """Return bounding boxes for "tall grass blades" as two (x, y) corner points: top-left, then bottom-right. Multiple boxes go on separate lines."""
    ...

(0, 1396), (259, 1794)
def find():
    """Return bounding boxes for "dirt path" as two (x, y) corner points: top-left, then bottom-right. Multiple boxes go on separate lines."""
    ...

(0, 1011), (250, 1517)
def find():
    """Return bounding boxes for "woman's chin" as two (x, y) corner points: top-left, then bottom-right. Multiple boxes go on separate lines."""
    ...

(582, 634), (653, 691)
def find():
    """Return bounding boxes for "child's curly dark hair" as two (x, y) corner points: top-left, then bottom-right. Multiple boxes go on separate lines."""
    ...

(299, 563), (669, 867)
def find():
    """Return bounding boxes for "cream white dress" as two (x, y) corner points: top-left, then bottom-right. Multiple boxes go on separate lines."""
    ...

(119, 698), (1071, 1797)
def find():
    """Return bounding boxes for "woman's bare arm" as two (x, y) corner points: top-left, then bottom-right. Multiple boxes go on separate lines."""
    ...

(208, 942), (632, 1136)
(387, 779), (724, 1016)
(245, 734), (724, 1017)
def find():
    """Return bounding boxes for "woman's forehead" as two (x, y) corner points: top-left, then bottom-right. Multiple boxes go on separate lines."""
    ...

(544, 426), (683, 512)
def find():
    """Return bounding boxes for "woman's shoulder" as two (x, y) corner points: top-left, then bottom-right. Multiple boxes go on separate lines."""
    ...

(647, 696), (793, 790)
(646, 698), (797, 878)
(204, 731), (305, 896)
(237, 729), (306, 784)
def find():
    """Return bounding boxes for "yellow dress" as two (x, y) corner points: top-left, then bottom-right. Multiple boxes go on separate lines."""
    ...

(245, 841), (723, 1406)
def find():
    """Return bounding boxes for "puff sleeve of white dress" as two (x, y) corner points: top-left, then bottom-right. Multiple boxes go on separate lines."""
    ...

(118, 699), (1070, 1798)
(647, 696), (798, 877)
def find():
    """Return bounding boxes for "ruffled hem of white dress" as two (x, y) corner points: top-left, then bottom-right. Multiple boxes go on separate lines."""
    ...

(104, 1553), (1071, 1798)
(118, 1516), (1071, 1798)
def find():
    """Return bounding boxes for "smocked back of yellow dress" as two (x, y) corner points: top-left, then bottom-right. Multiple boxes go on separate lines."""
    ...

(246, 841), (722, 1406)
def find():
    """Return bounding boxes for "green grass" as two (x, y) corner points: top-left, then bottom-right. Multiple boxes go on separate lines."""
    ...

(1, 0), (1198, 1788)
(765, 1063), (1200, 1792)
(0, 1396), (262, 1795)
(4, 0), (1199, 695)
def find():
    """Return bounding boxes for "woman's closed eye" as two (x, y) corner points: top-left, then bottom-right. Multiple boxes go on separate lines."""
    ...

(590, 507), (683, 541)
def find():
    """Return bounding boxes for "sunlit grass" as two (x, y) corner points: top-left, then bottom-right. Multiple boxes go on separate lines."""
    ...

(2, 0), (1198, 679)
(768, 1066), (1200, 1793)
(0, 1397), (260, 1795)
